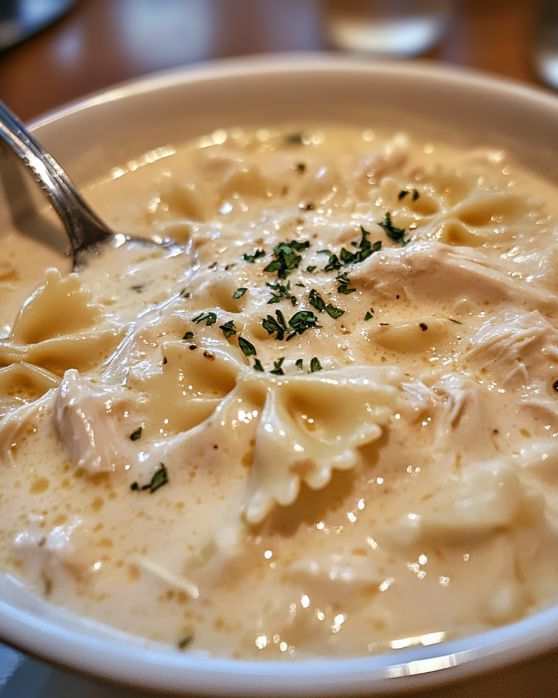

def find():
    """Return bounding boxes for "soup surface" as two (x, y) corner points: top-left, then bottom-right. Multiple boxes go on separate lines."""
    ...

(2, 126), (558, 658)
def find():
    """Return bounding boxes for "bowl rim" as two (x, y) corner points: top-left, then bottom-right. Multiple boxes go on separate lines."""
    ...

(3, 53), (558, 695)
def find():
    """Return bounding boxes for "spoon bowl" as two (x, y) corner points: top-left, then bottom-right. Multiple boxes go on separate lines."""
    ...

(0, 100), (173, 268)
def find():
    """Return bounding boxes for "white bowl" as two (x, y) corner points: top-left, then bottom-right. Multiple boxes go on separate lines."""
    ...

(2, 55), (558, 696)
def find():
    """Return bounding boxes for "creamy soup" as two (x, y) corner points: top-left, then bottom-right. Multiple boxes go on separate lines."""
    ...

(2, 126), (558, 659)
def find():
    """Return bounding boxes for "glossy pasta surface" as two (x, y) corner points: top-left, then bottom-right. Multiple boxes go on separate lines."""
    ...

(2, 126), (558, 658)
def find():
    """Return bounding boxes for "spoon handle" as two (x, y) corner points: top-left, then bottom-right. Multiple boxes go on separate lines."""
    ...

(0, 100), (111, 256)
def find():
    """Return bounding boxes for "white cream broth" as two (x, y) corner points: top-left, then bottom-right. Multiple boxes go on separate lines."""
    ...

(2, 125), (558, 659)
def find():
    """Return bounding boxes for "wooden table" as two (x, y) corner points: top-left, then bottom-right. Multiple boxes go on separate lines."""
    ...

(0, 0), (547, 122)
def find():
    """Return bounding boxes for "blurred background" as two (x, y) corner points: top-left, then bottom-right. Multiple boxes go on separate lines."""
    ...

(0, 0), (556, 122)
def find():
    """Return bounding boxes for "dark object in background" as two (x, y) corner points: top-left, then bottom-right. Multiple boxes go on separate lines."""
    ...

(0, 0), (74, 52)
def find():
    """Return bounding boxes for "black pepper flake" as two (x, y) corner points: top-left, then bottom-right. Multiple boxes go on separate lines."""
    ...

(553, 380), (558, 392)
(203, 350), (215, 361)
(189, 344), (197, 350)
(397, 190), (408, 201)
(162, 357), (168, 364)
(412, 188), (420, 201)
(295, 162), (307, 173)
(208, 262), (218, 270)
(300, 202), (315, 211)
(419, 322), (428, 332)
(212, 444), (218, 450)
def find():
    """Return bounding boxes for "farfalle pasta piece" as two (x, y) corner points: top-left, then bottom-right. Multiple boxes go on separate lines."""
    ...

(244, 365), (403, 524)
(0, 362), (59, 416)
(0, 327), (124, 375)
(11, 269), (103, 344)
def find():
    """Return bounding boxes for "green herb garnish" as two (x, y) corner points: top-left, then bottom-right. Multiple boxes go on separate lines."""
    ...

(243, 249), (265, 263)
(263, 240), (310, 279)
(308, 289), (344, 319)
(306, 265), (317, 273)
(295, 358), (304, 370)
(336, 271), (356, 295)
(253, 358), (264, 372)
(270, 357), (285, 375)
(130, 463), (168, 494)
(310, 357), (322, 372)
(182, 331), (194, 341)
(129, 426), (143, 441)
(178, 635), (194, 650)
(364, 309), (374, 321)
(379, 212), (409, 246)
(238, 336), (257, 357)
(266, 280), (297, 306)
(285, 132), (305, 145)
(319, 249), (342, 272)
(233, 288), (247, 299)
(219, 320), (237, 338)
(287, 310), (319, 339)
(192, 311), (217, 326)
(262, 309), (289, 340)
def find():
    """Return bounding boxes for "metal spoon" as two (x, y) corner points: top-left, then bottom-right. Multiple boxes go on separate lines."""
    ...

(0, 100), (172, 268)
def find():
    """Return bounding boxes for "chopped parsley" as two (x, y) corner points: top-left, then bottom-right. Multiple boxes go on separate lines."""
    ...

(270, 357), (285, 375)
(336, 271), (356, 295)
(379, 211), (409, 246)
(306, 265), (317, 273)
(177, 635), (194, 650)
(192, 311), (217, 327)
(238, 336), (257, 357)
(266, 280), (297, 306)
(319, 249), (342, 272)
(310, 357), (322, 372)
(339, 226), (382, 265)
(262, 308), (319, 341)
(253, 358), (265, 372)
(243, 249), (265, 263)
(285, 131), (305, 145)
(263, 240), (310, 279)
(182, 331), (194, 341)
(262, 309), (289, 340)
(295, 358), (304, 370)
(287, 310), (319, 339)
(129, 426), (143, 441)
(219, 320), (237, 338)
(308, 289), (344, 319)
(364, 309), (374, 321)
(233, 287), (247, 299)
(130, 463), (168, 494)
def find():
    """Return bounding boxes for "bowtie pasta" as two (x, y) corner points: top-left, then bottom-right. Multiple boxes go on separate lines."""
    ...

(2, 125), (558, 658)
